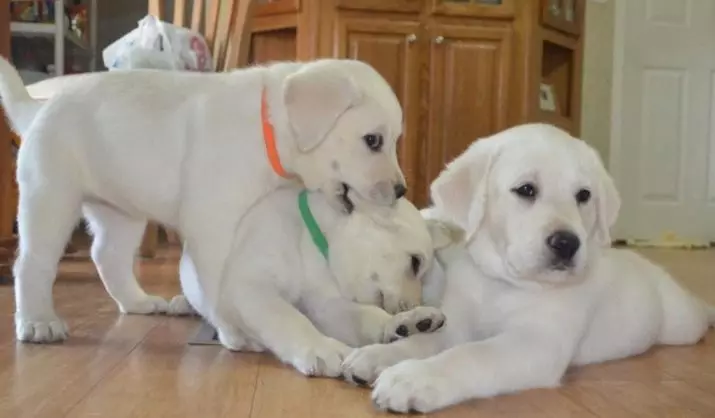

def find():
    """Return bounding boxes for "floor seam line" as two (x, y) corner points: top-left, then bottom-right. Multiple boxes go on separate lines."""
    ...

(61, 317), (166, 417)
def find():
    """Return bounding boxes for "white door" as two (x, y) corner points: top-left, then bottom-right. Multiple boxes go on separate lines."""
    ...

(610, 0), (715, 244)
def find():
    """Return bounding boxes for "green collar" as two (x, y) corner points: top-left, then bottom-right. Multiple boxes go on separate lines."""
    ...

(298, 190), (329, 259)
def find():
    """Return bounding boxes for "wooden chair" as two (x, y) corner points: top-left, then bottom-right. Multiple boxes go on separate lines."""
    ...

(139, 0), (256, 257)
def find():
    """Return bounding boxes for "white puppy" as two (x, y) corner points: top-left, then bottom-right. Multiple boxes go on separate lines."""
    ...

(0, 57), (407, 343)
(342, 123), (715, 413)
(179, 187), (459, 377)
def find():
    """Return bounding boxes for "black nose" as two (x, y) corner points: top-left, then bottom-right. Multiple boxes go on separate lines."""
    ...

(394, 183), (407, 199)
(546, 230), (580, 261)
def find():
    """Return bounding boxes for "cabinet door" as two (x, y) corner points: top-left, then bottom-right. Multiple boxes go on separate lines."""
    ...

(423, 23), (513, 203)
(335, 17), (423, 203)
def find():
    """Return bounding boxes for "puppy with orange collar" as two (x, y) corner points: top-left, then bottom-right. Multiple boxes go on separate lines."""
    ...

(0, 57), (407, 345)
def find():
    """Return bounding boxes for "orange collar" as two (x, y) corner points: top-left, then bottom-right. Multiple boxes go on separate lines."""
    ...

(261, 89), (292, 178)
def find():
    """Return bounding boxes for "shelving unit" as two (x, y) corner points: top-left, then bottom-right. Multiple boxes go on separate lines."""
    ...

(10, 0), (98, 75)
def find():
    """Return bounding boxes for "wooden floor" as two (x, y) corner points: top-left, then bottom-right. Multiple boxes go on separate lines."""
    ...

(1, 248), (714, 418)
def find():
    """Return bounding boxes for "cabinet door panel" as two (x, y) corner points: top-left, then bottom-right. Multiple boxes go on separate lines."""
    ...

(423, 23), (512, 203)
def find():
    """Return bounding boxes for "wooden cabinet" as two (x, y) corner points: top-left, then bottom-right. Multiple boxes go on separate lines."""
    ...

(1, 6), (14, 277)
(423, 22), (512, 204)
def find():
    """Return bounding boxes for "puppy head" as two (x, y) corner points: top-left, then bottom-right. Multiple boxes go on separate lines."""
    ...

(431, 123), (620, 287)
(327, 197), (461, 314)
(284, 59), (406, 210)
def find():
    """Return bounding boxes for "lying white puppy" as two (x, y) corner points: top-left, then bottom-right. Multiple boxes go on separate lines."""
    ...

(342, 123), (715, 413)
(179, 187), (459, 377)
(0, 57), (407, 343)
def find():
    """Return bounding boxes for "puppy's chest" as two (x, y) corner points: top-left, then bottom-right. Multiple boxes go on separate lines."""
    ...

(463, 284), (555, 338)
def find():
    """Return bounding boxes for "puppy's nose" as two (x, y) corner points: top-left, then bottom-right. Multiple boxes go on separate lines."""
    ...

(546, 230), (580, 261)
(394, 183), (407, 199)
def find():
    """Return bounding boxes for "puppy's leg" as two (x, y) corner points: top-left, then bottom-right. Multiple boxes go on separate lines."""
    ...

(83, 203), (169, 314)
(216, 326), (265, 352)
(229, 285), (353, 377)
(370, 330), (573, 413)
(301, 295), (446, 347)
(14, 178), (82, 342)
(167, 295), (197, 316)
(342, 331), (447, 386)
(656, 273), (711, 346)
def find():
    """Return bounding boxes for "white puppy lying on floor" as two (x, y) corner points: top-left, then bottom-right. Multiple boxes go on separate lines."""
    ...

(179, 187), (458, 376)
(342, 123), (715, 413)
(0, 57), (407, 343)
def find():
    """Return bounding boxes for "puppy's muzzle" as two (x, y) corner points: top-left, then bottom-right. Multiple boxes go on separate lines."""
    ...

(546, 230), (580, 269)
(369, 181), (407, 205)
(394, 183), (407, 199)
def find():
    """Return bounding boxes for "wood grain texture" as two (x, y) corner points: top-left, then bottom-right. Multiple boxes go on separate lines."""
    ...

(0, 6), (14, 241)
(0, 248), (714, 417)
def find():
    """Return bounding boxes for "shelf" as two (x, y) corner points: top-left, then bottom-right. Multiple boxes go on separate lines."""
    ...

(11, 21), (88, 50)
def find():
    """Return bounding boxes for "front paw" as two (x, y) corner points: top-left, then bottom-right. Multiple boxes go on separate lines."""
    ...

(383, 306), (446, 343)
(167, 295), (196, 316)
(290, 337), (353, 378)
(118, 294), (169, 315)
(342, 343), (405, 386)
(218, 329), (265, 352)
(372, 360), (454, 413)
(16, 314), (68, 343)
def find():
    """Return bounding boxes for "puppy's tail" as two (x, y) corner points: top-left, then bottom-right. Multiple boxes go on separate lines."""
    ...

(0, 56), (42, 135)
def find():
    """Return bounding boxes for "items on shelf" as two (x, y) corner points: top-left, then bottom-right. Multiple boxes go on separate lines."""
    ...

(10, 1), (88, 41)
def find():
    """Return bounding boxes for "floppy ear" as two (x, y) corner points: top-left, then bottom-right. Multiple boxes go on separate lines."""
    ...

(579, 144), (620, 246)
(594, 157), (621, 247)
(425, 219), (465, 250)
(283, 66), (361, 152)
(429, 137), (501, 241)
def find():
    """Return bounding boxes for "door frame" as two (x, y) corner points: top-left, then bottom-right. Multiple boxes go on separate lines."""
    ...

(607, 0), (629, 240)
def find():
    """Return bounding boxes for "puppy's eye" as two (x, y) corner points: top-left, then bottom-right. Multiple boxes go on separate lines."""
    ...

(511, 183), (538, 200)
(575, 188), (591, 204)
(363, 133), (384, 152)
(410, 254), (422, 276)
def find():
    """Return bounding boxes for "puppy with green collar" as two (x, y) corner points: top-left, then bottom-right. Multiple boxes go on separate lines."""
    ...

(177, 187), (460, 377)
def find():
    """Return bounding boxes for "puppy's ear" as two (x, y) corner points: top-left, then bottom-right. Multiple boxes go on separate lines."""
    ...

(592, 150), (621, 247)
(425, 219), (465, 250)
(430, 138), (501, 240)
(283, 66), (361, 152)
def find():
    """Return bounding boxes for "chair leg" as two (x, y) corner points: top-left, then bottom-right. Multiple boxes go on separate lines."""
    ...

(0, 236), (16, 284)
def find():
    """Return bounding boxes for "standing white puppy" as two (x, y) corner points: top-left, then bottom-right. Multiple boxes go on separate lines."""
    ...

(342, 123), (715, 413)
(0, 57), (407, 343)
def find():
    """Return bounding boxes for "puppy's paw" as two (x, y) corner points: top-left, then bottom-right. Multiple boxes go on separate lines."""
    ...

(290, 337), (353, 378)
(383, 307), (446, 343)
(372, 359), (454, 413)
(218, 329), (265, 352)
(167, 295), (196, 316)
(16, 314), (68, 343)
(118, 294), (169, 315)
(342, 343), (405, 386)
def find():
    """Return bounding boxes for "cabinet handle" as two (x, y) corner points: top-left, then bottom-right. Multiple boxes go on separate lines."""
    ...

(434, 36), (445, 44)
(406, 33), (417, 43)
